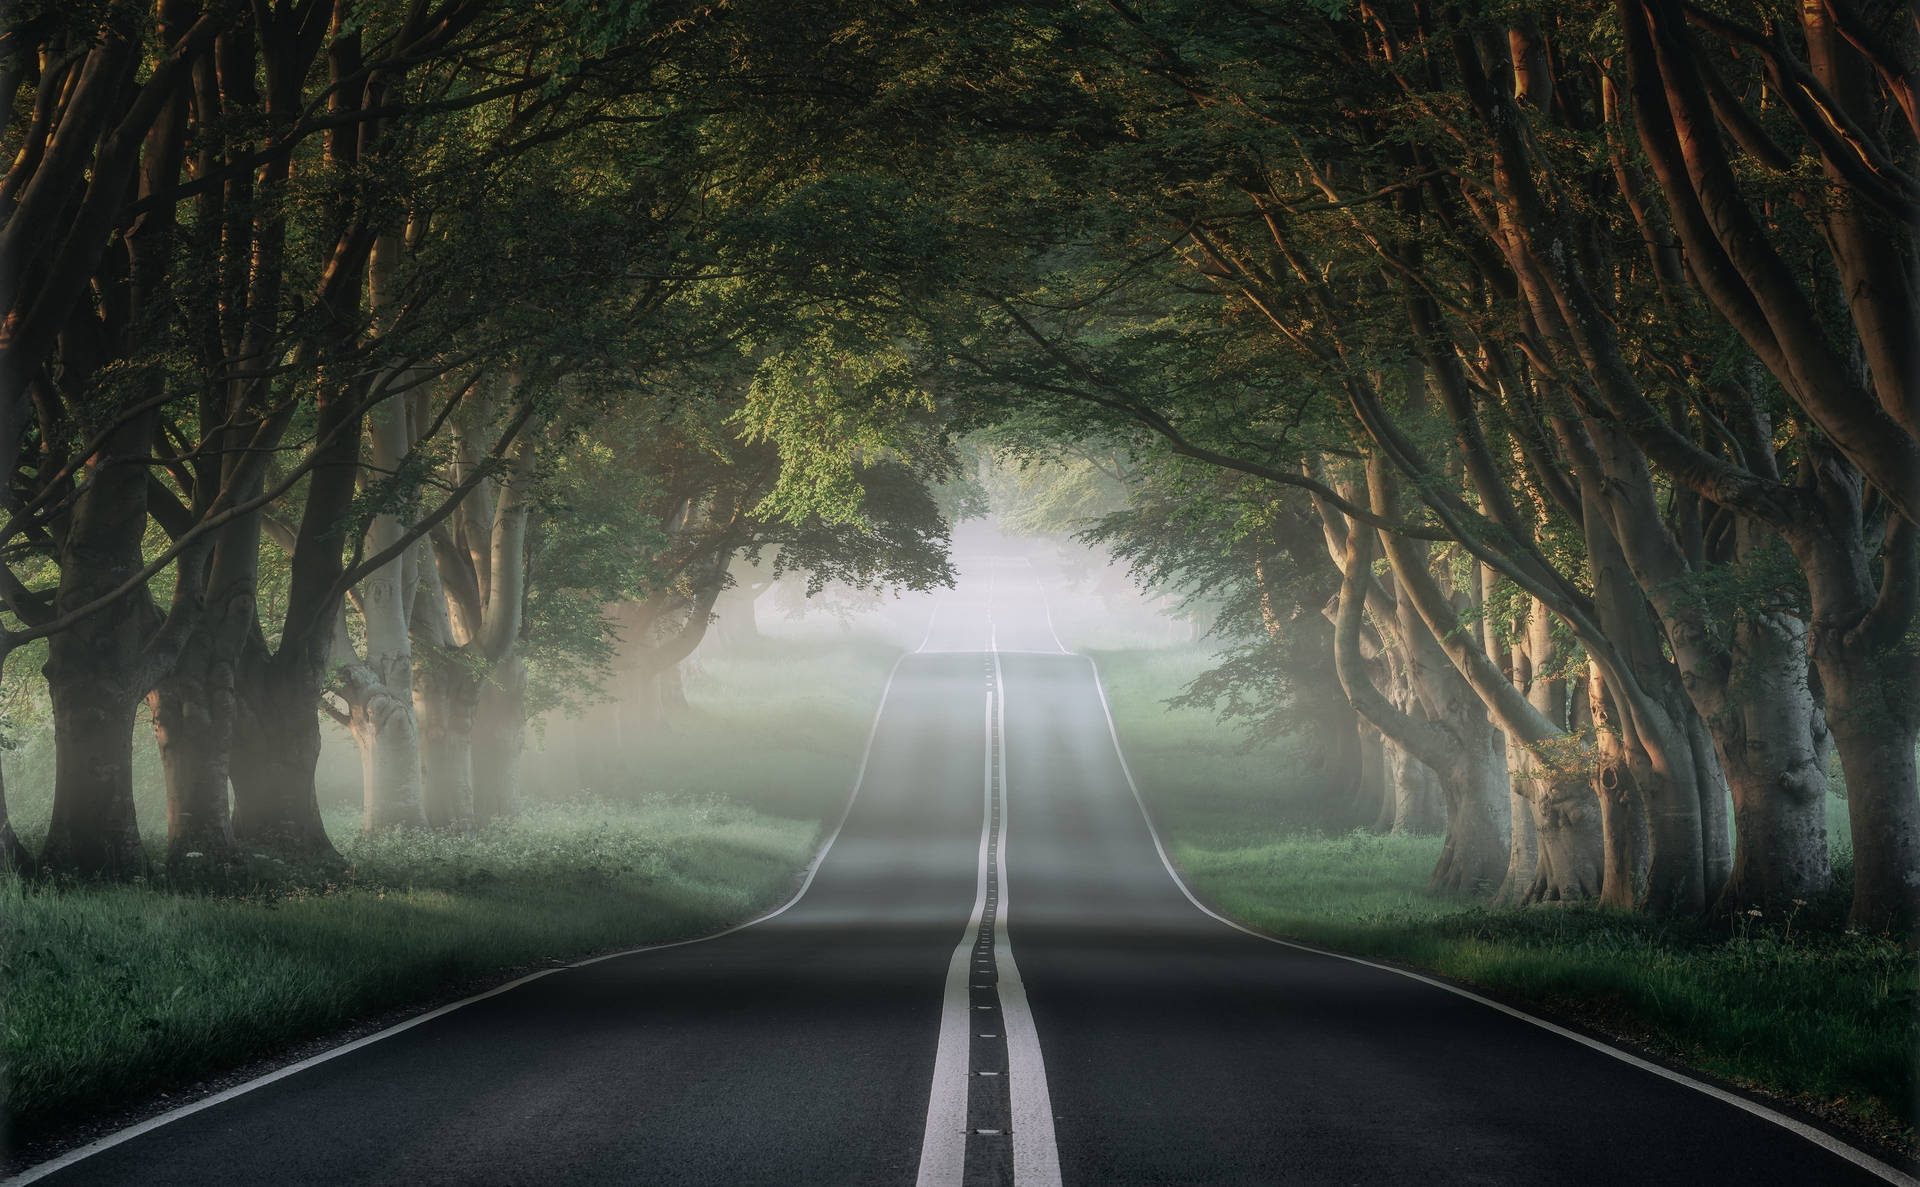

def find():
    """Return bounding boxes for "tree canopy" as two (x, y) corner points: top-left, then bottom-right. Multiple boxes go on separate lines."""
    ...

(2, 0), (1914, 930)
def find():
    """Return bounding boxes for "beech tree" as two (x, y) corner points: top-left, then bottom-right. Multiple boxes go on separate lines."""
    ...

(720, 0), (1913, 925)
(3, 0), (1908, 933)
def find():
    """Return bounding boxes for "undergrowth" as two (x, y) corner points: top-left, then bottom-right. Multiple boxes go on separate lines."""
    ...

(1091, 645), (1920, 1154)
(1, 633), (896, 1157)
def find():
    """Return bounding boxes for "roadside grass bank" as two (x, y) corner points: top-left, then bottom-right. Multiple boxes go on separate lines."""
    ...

(1089, 645), (1920, 1156)
(2, 633), (897, 1156)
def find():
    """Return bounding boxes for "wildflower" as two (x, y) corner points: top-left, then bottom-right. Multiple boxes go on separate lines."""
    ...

(1745, 908), (1763, 917)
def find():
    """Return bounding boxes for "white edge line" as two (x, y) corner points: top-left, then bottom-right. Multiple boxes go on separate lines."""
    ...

(1021, 556), (1068, 654)
(916, 600), (940, 653)
(3, 652), (920, 1187)
(1073, 651), (1920, 1187)
(914, 686), (997, 1186)
(992, 648), (1063, 1187)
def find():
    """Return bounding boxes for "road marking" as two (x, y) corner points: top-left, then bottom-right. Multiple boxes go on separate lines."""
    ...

(1017, 556), (1069, 653)
(917, 648), (1063, 1187)
(914, 693), (999, 1186)
(3, 655), (921, 1187)
(1072, 650), (1920, 1187)
(992, 648), (1063, 1187)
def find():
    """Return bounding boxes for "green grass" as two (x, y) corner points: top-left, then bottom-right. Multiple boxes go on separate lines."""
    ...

(1, 634), (898, 1153)
(1089, 644), (1920, 1154)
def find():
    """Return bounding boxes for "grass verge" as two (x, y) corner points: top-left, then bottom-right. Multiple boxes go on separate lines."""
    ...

(1090, 645), (1920, 1156)
(2, 634), (897, 1158)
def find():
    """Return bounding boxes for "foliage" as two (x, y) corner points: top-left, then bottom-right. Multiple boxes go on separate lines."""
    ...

(1096, 643), (1917, 1151)
(1, 632), (896, 1147)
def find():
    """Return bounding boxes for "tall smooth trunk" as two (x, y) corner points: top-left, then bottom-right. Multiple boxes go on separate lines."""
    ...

(415, 664), (477, 831)
(1517, 611), (1601, 905)
(1382, 668), (1444, 833)
(1497, 778), (1539, 905)
(1714, 607), (1831, 911)
(38, 408), (167, 879)
(1382, 732), (1444, 834)
(1790, 486), (1919, 932)
(1590, 665), (1649, 910)
(1323, 712), (1366, 827)
(1585, 493), (1706, 915)
(1688, 712), (1733, 903)
(352, 390), (424, 831)
(1426, 709), (1509, 897)
(1360, 723), (1392, 834)
(472, 654), (526, 824)
(147, 673), (237, 869)
(1824, 698), (1920, 932)
(341, 662), (425, 832)
(230, 646), (339, 860)
(1814, 634), (1920, 931)
(41, 675), (145, 878)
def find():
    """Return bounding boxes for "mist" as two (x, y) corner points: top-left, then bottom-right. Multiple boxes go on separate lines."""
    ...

(6, 0), (1914, 1178)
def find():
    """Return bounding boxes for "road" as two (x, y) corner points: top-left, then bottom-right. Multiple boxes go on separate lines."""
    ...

(12, 555), (1907, 1186)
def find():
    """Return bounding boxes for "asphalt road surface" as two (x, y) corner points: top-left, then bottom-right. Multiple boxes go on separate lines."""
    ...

(12, 555), (1907, 1186)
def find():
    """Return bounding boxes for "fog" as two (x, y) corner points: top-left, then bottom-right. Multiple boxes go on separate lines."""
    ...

(750, 522), (1196, 655)
(468, 519), (1201, 815)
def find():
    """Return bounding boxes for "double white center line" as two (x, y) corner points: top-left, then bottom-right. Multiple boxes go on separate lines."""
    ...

(916, 642), (1061, 1186)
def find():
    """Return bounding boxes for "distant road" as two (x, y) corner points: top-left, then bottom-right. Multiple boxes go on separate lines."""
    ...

(11, 556), (1908, 1185)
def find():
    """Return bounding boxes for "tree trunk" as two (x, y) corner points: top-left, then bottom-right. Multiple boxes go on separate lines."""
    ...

(1515, 604), (1601, 904)
(472, 653), (526, 824)
(415, 661), (477, 831)
(1381, 665), (1445, 833)
(342, 237), (428, 834)
(1497, 777), (1539, 905)
(229, 642), (340, 861)
(146, 672), (238, 870)
(659, 661), (690, 715)
(1492, 585), (1540, 905)
(1360, 723), (1392, 834)
(1523, 774), (1605, 905)
(1424, 704), (1509, 897)
(1589, 664), (1649, 910)
(1379, 727), (1442, 834)
(1809, 615), (1920, 931)
(1823, 689), (1920, 932)
(1687, 709), (1733, 905)
(1381, 552), (1506, 892)
(1787, 475), (1920, 932)
(1324, 710), (1367, 828)
(36, 403), (170, 879)
(0, 761), (31, 873)
(0, 607), (26, 876)
(1583, 481), (1707, 915)
(1327, 494), (1504, 892)
(339, 661), (425, 832)
(1713, 604), (1831, 913)
(40, 671), (146, 878)
(623, 663), (671, 739)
